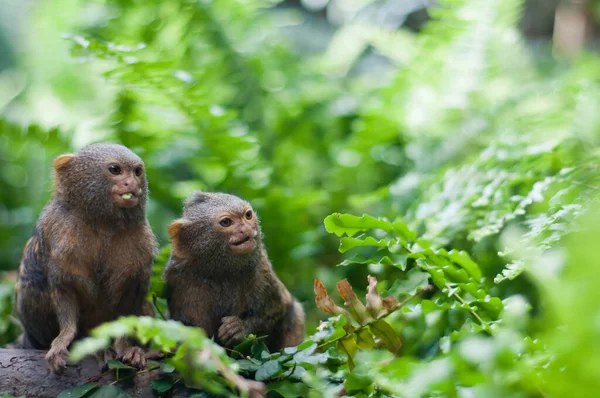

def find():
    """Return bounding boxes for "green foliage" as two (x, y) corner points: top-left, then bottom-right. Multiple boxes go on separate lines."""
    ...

(0, 279), (19, 346)
(70, 317), (237, 394)
(325, 213), (500, 326)
(57, 384), (99, 398)
(0, 120), (71, 271)
(1, 0), (600, 396)
(539, 207), (600, 395)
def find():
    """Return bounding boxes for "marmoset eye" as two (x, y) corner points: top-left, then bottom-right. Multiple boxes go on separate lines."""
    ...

(108, 165), (121, 175)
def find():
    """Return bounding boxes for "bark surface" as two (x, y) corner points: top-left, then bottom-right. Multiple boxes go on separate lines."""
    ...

(0, 349), (158, 398)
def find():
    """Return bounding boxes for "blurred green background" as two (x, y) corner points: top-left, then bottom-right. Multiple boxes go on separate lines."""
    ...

(1, 0), (600, 367)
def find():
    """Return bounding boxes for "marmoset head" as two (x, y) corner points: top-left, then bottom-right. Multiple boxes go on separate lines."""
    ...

(53, 143), (148, 224)
(168, 192), (262, 264)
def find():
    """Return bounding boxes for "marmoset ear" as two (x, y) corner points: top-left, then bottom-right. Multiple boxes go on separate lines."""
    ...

(169, 219), (191, 256)
(168, 220), (187, 239)
(53, 154), (75, 170)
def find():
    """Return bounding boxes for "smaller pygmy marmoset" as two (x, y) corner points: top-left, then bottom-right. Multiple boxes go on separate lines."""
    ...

(15, 143), (157, 372)
(163, 192), (305, 351)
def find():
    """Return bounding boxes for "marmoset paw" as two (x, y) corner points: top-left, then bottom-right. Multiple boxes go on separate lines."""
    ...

(46, 345), (69, 374)
(121, 346), (146, 368)
(218, 316), (246, 347)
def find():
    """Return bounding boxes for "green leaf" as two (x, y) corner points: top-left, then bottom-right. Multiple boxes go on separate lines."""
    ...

(324, 213), (394, 237)
(407, 252), (426, 260)
(421, 299), (451, 313)
(472, 297), (504, 319)
(419, 262), (447, 289)
(286, 365), (308, 380)
(297, 339), (319, 350)
(339, 253), (398, 268)
(159, 362), (176, 373)
(69, 337), (111, 362)
(441, 264), (470, 283)
(57, 384), (98, 398)
(151, 379), (175, 393)
(337, 336), (359, 370)
(458, 282), (486, 299)
(236, 359), (261, 373)
(231, 335), (258, 358)
(339, 236), (392, 253)
(369, 320), (402, 354)
(291, 353), (327, 366)
(107, 360), (136, 370)
(88, 386), (131, 398)
(447, 250), (482, 281)
(355, 329), (376, 349)
(266, 382), (310, 397)
(494, 262), (525, 284)
(255, 359), (283, 381)
(392, 219), (418, 241)
(292, 343), (317, 364)
(251, 341), (269, 359)
(387, 268), (431, 297)
(91, 321), (133, 339)
(345, 372), (373, 391)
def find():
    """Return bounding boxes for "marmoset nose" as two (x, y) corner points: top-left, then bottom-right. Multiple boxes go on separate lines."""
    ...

(237, 224), (252, 237)
(122, 177), (138, 191)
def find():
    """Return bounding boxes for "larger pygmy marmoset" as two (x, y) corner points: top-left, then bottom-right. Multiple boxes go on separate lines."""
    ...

(163, 192), (305, 351)
(15, 143), (157, 372)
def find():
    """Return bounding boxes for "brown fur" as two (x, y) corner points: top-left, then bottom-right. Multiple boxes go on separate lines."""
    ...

(163, 192), (305, 352)
(15, 143), (157, 373)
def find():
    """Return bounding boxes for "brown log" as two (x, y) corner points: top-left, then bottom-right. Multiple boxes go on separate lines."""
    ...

(0, 348), (159, 398)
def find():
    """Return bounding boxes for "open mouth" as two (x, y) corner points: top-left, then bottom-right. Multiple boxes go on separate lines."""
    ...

(113, 191), (139, 208)
(229, 236), (256, 253)
(231, 236), (251, 246)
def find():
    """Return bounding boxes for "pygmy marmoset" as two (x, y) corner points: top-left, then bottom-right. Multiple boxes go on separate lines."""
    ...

(15, 143), (157, 372)
(163, 192), (305, 351)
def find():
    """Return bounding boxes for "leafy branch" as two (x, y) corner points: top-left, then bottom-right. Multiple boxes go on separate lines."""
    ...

(314, 276), (435, 356)
(69, 317), (253, 396)
(324, 213), (502, 332)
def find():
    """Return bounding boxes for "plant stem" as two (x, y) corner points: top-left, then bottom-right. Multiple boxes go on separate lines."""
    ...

(222, 346), (251, 360)
(85, 369), (113, 384)
(201, 349), (265, 396)
(152, 294), (167, 321)
(110, 365), (160, 386)
(448, 285), (493, 334)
